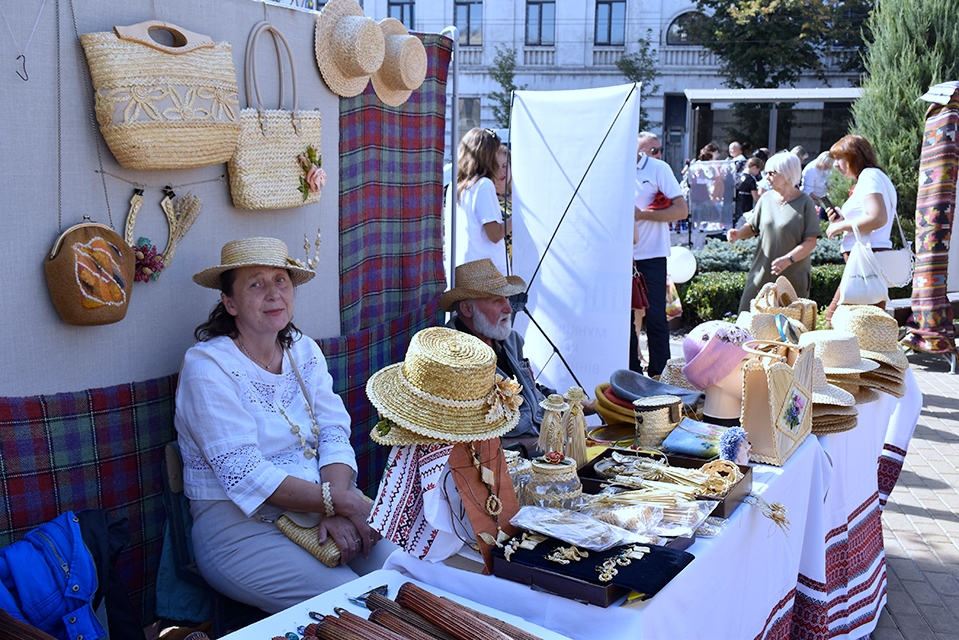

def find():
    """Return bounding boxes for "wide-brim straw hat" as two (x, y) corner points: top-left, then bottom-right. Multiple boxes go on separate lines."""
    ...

(859, 371), (907, 398)
(371, 18), (427, 107)
(440, 259), (526, 312)
(811, 356), (855, 407)
(798, 330), (880, 375)
(369, 419), (446, 447)
(832, 305), (909, 372)
(314, 0), (386, 98)
(658, 358), (699, 393)
(193, 237), (315, 289)
(831, 378), (881, 405)
(366, 327), (521, 443)
(812, 413), (859, 434)
(736, 311), (806, 343)
(813, 402), (857, 418)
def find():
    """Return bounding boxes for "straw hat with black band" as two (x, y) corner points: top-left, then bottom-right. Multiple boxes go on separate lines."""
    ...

(440, 259), (526, 312)
(193, 237), (315, 289)
(371, 18), (427, 107)
(314, 0), (386, 98)
(367, 327), (523, 444)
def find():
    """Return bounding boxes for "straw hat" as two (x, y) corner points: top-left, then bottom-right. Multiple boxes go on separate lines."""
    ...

(813, 403), (857, 418)
(314, 0), (386, 98)
(659, 358), (699, 392)
(193, 237), (315, 289)
(371, 18), (427, 107)
(736, 311), (806, 343)
(440, 259), (526, 312)
(810, 356), (855, 407)
(366, 327), (522, 443)
(831, 378), (881, 405)
(859, 371), (907, 398)
(831, 305), (909, 372)
(811, 413), (859, 434)
(798, 330), (880, 375)
(540, 394), (569, 413)
(370, 418), (446, 447)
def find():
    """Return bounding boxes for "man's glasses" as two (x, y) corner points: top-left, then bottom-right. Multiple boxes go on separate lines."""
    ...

(648, 146), (662, 155)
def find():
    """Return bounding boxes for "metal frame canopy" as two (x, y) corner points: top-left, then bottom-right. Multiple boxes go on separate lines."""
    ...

(683, 87), (863, 158)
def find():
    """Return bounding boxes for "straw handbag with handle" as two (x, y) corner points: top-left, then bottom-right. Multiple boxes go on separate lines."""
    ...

(749, 276), (817, 332)
(229, 22), (324, 210)
(276, 491), (375, 568)
(632, 394), (683, 448)
(80, 21), (240, 171)
(740, 340), (813, 466)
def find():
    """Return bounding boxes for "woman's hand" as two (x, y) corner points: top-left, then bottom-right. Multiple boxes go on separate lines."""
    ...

(317, 516), (365, 565)
(771, 256), (792, 276)
(826, 221), (846, 239)
(328, 486), (381, 558)
(727, 227), (743, 242)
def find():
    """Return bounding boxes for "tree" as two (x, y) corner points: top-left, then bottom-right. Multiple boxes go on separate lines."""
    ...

(616, 30), (661, 132)
(487, 46), (526, 129)
(852, 0), (959, 227)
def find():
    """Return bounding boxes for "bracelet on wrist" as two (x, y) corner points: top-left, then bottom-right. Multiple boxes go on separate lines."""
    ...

(787, 254), (795, 263)
(321, 481), (335, 518)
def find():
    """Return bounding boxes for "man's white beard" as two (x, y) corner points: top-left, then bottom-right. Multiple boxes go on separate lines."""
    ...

(471, 306), (512, 341)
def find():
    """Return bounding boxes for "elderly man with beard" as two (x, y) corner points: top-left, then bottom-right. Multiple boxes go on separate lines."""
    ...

(441, 259), (594, 455)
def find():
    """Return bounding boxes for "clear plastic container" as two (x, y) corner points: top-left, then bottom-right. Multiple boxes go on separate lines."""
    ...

(524, 457), (583, 509)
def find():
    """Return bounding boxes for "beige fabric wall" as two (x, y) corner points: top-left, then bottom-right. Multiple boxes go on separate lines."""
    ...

(0, 0), (342, 396)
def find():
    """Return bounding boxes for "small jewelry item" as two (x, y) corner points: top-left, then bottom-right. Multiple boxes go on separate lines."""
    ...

(238, 337), (279, 372)
(322, 481), (335, 517)
(518, 532), (547, 550)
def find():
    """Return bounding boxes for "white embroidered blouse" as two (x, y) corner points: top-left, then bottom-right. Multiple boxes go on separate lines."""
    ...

(175, 335), (355, 517)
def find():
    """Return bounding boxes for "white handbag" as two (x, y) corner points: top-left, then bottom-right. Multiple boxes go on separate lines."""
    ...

(875, 214), (914, 288)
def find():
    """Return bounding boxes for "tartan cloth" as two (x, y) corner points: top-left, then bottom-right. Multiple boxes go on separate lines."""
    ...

(902, 91), (959, 354)
(337, 34), (451, 335)
(317, 295), (443, 495)
(0, 374), (178, 627)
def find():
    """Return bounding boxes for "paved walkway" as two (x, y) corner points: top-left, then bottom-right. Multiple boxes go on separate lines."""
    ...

(874, 351), (959, 640)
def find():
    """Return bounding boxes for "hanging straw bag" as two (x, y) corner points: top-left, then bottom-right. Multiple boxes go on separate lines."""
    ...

(80, 21), (240, 170)
(874, 214), (915, 288)
(229, 22), (324, 210)
(749, 276), (818, 331)
(632, 394), (683, 448)
(740, 340), (813, 466)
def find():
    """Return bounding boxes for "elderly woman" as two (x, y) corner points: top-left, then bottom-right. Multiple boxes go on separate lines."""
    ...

(175, 237), (392, 613)
(822, 134), (897, 325)
(728, 152), (821, 312)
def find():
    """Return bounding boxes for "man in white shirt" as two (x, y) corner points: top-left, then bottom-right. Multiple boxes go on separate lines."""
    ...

(632, 132), (689, 377)
(728, 141), (747, 173)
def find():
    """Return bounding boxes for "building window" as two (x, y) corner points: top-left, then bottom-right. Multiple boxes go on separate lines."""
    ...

(525, 1), (555, 46)
(666, 12), (705, 46)
(454, 1), (483, 46)
(595, 1), (625, 46)
(388, 0), (414, 30)
(458, 97), (481, 141)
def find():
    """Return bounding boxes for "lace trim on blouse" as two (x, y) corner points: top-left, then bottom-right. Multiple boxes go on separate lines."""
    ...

(183, 445), (306, 491)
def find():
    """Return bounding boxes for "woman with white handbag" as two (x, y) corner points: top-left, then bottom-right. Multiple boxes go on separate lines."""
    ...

(823, 135), (900, 326)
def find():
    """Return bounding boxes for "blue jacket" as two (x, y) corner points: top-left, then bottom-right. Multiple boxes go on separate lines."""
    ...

(0, 511), (106, 640)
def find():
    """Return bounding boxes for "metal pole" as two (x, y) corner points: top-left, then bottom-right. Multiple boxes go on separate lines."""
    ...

(441, 26), (459, 288)
(768, 102), (778, 152)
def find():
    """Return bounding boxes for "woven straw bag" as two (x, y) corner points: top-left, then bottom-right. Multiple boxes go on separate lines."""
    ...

(275, 515), (342, 568)
(80, 21), (240, 171)
(229, 22), (323, 210)
(740, 340), (813, 466)
(632, 394), (682, 448)
(749, 277), (818, 332)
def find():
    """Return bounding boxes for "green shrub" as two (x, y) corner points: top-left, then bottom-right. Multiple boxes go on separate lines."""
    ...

(808, 264), (844, 309)
(693, 238), (756, 273)
(681, 271), (747, 325)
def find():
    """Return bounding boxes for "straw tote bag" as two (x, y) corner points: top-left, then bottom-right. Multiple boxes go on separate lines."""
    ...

(749, 276), (818, 332)
(740, 340), (814, 466)
(229, 22), (323, 210)
(80, 21), (240, 171)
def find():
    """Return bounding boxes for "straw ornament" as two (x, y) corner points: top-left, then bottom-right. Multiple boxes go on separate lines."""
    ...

(193, 237), (315, 289)
(314, 0), (385, 98)
(536, 394), (567, 454)
(563, 386), (589, 467)
(371, 18), (428, 107)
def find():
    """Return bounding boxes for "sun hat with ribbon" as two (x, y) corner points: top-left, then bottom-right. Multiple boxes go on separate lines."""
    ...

(440, 259), (527, 312)
(193, 237), (315, 289)
(736, 311), (806, 343)
(810, 356), (855, 407)
(366, 327), (523, 443)
(797, 330), (880, 375)
(314, 0), (386, 98)
(831, 305), (909, 372)
(682, 321), (752, 390)
(371, 18), (427, 107)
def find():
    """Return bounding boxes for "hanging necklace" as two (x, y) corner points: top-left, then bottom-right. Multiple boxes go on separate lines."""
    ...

(0, 0), (47, 81)
(278, 347), (322, 460)
(237, 336), (279, 372)
(469, 442), (503, 518)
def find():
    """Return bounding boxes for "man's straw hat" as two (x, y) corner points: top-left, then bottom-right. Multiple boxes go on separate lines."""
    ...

(440, 259), (526, 312)
(314, 0), (385, 98)
(798, 330), (880, 375)
(831, 305), (909, 372)
(366, 327), (522, 443)
(371, 18), (428, 107)
(193, 237), (315, 289)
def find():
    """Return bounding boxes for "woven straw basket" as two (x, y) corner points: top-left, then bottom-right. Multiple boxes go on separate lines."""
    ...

(229, 22), (323, 210)
(276, 515), (341, 567)
(632, 394), (682, 448)
(80, 21), (240, 171)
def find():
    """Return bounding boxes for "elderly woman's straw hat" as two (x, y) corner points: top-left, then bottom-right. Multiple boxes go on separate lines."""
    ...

(798, 330), (879, 375)
(366, 327), (522, 443)
(193, 237), (315, 289)
(831, 305), (909, 372)
(314, 0), (386, 98)
(440, 259), (526, 312)
(371, 18), (427, 107)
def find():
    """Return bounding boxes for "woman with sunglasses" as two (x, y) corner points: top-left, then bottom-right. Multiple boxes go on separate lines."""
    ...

(728, 151), (821, 312)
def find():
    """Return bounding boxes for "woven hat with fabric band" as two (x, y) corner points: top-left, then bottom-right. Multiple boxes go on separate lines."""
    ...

(440, 259), (526, 312)
(371, 18), (427, 107)
(811, 356), (855, 407)
(798, 330), (880, 374)
(314, 0), (385, 98)
(366, 327), (522, 443)
(831, 305), (909, 372)
(193, 237), (315, 289)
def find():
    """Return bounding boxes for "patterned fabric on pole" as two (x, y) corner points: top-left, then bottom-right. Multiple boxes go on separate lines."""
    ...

(902, 89), (959, 354)
(337, 35), (451, 335)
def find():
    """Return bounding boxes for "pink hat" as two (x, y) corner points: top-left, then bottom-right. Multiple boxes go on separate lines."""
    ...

(682, 321), (752, 390)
